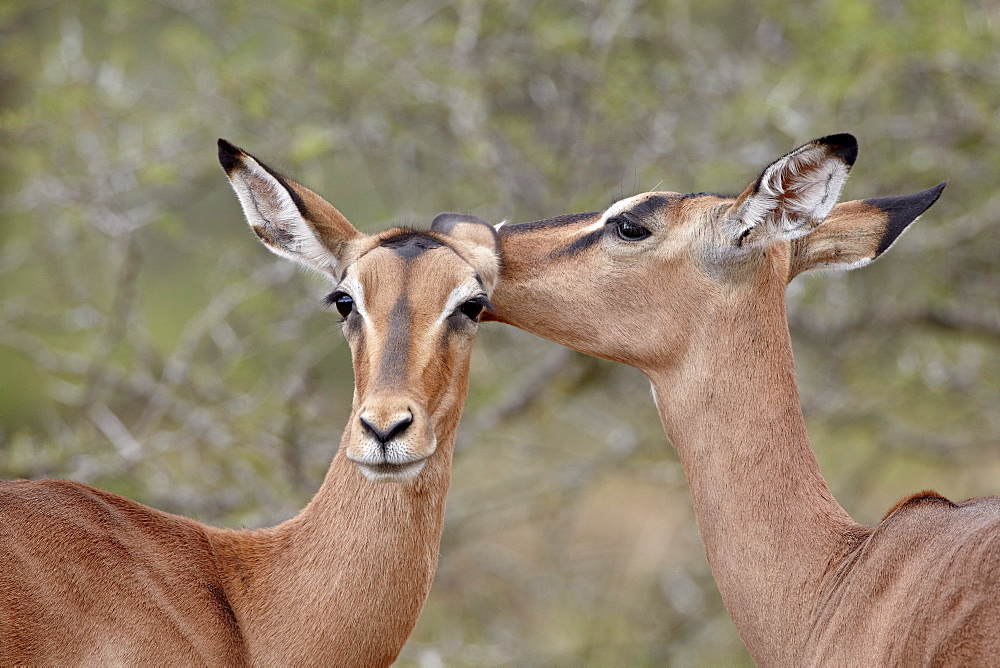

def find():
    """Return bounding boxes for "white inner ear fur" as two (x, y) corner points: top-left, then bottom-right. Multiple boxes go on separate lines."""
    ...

(802, 207), (928, 275)
(733, 145), (849, 243)
(813, 256), (874, 272)
(228, 157), (341, 277)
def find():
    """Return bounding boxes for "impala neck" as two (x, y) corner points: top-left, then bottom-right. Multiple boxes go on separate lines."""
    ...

(217, 414), (458, 666)
(644, 274), (862, 663)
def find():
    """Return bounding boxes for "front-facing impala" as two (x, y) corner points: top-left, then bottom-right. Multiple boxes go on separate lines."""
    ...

(0, 140), (499, 666)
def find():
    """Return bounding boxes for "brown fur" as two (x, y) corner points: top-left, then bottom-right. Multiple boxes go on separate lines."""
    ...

(488, 136), (998, 665)
(0, 145), (500, 665)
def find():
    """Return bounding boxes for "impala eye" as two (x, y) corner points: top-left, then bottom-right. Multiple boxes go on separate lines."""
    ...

(613, 216), (651, 241)
(328, 291), (354, 318)
(458, 297), (487, 321)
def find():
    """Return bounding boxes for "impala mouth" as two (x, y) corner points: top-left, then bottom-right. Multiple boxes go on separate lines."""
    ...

(355, 458), (427, 482)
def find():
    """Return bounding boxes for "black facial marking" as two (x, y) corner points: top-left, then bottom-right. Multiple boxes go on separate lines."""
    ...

(353, 326), (367, 376)
(681, 191), (732, 199)
(552, 194), (680, 257)
(869, 183), (946, 255)
(501, 211), (601, 234)
(379, 231), (445, 260)
(378, 292), (411, 383)
(623, 194), (672, 221)
(550, 228), (604, 258)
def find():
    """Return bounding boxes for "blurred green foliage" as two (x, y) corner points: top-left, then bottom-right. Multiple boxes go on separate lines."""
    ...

(1, 1), (998, 665)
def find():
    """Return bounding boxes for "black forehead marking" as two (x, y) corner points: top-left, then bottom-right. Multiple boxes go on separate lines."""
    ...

(623, 194), (673, 220)
(377, 291), (411, 383)
(379, 231), (445, 260)
(501, 211), (601, 234)
(547, 195), (681, 259)
(549, 228), (604, 259)
(683, 191), (736, 200)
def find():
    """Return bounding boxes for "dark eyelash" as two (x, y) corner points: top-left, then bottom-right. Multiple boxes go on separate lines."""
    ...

(468, 296), (493, 311)
(605, 211), (639, 227)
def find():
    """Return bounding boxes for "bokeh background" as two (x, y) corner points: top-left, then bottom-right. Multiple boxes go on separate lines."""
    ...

(2, 1), (998, 664)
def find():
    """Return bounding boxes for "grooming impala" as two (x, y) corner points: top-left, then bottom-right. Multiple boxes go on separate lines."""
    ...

(0, 140), (499, 665)
(487, 134), (999, 665)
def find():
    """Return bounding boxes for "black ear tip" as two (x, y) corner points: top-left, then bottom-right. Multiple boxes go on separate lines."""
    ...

(217, 138), (244, 174)
(909, 181), (947, 211)
(870, 181), (947, 255)
(817, 133), (858, 166)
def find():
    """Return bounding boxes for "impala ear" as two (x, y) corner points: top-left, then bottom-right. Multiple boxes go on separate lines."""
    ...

(431, 212), (501, 292)
(725, 134), (858, 248)
(788, 183), (946, 280)
(218, 139), (362, 278)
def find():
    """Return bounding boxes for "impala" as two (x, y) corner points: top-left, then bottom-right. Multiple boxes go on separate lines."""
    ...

(0, 140), (500, 666)
(486, 134), (999, 665)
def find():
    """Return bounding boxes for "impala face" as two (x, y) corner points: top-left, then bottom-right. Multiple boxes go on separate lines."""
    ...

(487, 134), (944, 373)
(488, 192), (729, 370)
(334, 232), (492, 481)
(219, 141), (499, 483)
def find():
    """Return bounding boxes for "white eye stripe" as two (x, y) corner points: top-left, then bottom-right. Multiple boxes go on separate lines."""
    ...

(338, 275), (482, 328)
(435, 282), (486, 325)
(578, 195), (645, 236)
(335, 275), (369, 323)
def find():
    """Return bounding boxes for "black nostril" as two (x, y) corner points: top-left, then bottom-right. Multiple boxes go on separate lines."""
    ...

(359, 413), (413, 445)
(383, 413), (413, 443)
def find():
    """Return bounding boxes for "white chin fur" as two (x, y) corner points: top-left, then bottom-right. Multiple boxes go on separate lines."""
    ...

(356, 459), (427, 482)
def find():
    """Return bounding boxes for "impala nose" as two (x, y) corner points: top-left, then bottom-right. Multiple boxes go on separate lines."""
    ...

(359, 411), (413, 445)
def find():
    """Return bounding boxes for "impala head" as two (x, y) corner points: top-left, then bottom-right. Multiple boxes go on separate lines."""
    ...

(218, 140), (499, 483)
(488, 133), (944, 372)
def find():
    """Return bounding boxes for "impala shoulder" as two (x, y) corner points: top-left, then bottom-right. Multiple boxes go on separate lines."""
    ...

(2, 478), (206, 540)
(1, 478), (109, 513)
